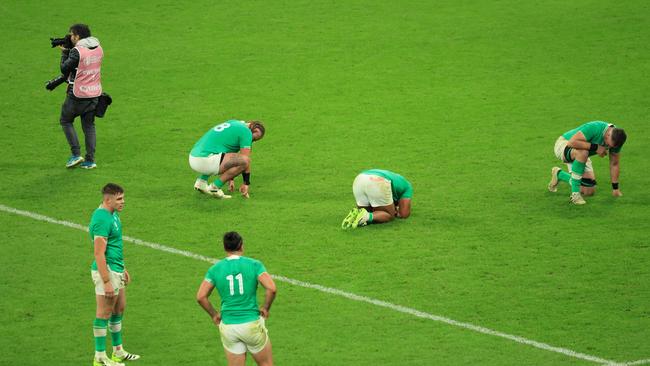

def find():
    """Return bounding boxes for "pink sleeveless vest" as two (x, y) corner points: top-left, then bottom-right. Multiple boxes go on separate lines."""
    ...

(72, 46), (103, 98)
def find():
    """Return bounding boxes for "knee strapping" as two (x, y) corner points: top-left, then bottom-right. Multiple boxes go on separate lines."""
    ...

(580, 178), (597, 187)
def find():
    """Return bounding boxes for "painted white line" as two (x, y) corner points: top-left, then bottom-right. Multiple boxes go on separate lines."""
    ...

(622, 360), (650, 366)
(0, 204), (639, 365)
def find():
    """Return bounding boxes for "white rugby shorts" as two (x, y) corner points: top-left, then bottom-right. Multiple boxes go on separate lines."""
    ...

(219, 317), (269, 355)
(91, 268), (125, 296)
(554, 137), (593, 173)
(352, 173), (393, 207)
(189, 153), (223, 175)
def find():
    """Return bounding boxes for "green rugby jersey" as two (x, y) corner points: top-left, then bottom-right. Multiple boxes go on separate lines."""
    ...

(205, 256), (267, 324)
(363, 169), (413, 202)
(190, 120), (253, 157)
(89, 207), (124, 273)
(562, 121), (622, 154)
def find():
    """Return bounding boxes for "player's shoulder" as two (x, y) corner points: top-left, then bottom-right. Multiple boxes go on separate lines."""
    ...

(225, 119), (246, 128)
(207, 260), (225, 274)
(90, 207), (111, 221)
(240, 256), (262, 265)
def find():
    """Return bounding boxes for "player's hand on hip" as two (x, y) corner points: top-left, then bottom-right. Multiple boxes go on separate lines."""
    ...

(597, 145), (608, 157)
(259, 307), (269, 319)
(103, 282), (115, 298)
(240, 184), (250, 198)
(612, 189), (623, 197)
(228, 180), (235, 192)
(212, 313), (221, 326)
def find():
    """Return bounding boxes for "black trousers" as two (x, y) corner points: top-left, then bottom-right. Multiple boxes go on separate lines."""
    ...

(59, 95), (98, 162)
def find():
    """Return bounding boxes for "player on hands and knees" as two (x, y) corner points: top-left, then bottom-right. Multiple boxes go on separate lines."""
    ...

(548, 121), (626, 205)
(189, 120), (265, 199)
(197, 232), (276, 366)
(342, 169), (413, 229)
(89, 184), (140, 366)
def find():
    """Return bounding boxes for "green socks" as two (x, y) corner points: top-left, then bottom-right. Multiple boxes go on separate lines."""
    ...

(93, 318), (109, 352)
(199, 174), (210, 181)
(557, 170), (571, 183)
(109, 313), (123, 348)
(367, 212), (373, 223)
(214, 179), (225, 188)
(570, 160), (586, 193)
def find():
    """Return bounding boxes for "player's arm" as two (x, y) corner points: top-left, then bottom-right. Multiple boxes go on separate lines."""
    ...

(258, 272), (277, 318)
(239, 148), (252, 173)
(239, 147), (252, 197)
(396, 198), (411, 218)
(609, 152), (622, 196)
(94, 236), (114, 297)
(566, 131), (593, 150)
(196, 280), (221, 325)
(567, 131), (607, 155)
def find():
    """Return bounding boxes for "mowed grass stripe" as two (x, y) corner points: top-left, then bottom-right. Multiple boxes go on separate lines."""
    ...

(0, 203), (633, 365)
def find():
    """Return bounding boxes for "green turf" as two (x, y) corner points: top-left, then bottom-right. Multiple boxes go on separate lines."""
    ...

(1, 0), (649, 365)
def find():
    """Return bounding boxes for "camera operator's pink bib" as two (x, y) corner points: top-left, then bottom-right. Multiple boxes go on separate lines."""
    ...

(73, 46), (103, 98)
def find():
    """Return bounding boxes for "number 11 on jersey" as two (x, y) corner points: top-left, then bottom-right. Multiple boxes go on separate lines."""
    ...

(226, 273), (243, 295)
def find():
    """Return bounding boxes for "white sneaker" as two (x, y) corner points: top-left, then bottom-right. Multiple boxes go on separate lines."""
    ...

(194, 179), (209, 194)
(112, 349), (141, 362)
(570, 192), (586, 205)
(93, 356), (124, 366)
(207, 184), (232, 199)
(548, 167), (561, 192)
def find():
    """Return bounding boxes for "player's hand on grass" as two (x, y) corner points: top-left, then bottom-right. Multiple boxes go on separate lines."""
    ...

(240, 184), (250, 198)
(212, 313), (221, 326)
(259, 307), (269, 319)
(228, 180), (235, 192)
(103, 281), (115, 298)
(597, 145), (608, 157)
(612, 189), (623, 197)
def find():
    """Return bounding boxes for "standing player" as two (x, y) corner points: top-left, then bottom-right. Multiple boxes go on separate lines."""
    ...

(189, 120), (265, 199)
(341, 169), (413, 229)
(89, 183), (140, 366)
(548, 121), (627, 205)
(196, 232), (277, 366)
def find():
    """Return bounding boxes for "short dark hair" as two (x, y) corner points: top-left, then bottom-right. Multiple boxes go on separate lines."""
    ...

(611, 128), (627, 148)
(69, 24), (91, 39)
(223, 231), (243, 252)
(102, 183), (124, 196)
(249, 121), (265, 139)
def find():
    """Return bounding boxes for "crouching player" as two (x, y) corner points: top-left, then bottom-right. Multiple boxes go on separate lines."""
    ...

(189, 120), (265, 199)
(342, 169), (413, 229)
(197, 232), (277, 366)
(548, 121), (626, 205)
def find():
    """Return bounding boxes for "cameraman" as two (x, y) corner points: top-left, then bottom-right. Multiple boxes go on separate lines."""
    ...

(58, 23), (103, 169)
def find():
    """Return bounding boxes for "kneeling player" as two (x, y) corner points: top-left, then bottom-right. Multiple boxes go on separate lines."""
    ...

(196, 232), (277, 366)
(341, 169), (413, 229)
(548, 121), (626, 205)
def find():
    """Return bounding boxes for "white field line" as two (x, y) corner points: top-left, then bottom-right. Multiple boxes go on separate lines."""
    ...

(0, 203), (641, 365)
(622, 360), (650, 366)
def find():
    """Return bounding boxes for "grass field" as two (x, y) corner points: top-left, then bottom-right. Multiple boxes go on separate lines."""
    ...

(1, 0), (649, 365)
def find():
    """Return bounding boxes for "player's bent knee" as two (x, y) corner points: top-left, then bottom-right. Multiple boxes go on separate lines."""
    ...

(580, 177), (597, 187)
(580, 178), (596, 196)
(574, 149), (589, 159)
(581, 187), (596, 196)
